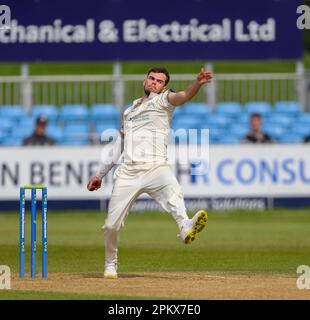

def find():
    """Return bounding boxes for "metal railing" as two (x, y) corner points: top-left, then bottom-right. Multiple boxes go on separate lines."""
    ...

(0, 72), (306, 112)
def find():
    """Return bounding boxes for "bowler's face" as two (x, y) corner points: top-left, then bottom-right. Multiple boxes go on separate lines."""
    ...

(143, 72), (167, 95)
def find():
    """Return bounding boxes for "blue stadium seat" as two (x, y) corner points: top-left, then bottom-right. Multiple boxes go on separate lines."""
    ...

(277, 134), (304, 144)
(266, 114), (293, 127)
(172, 108), (187, 122)
(263, 124), (285, 139)
(244, 102), (272, 115)
(216, 102), (242, 117)
(289, 124), (310, 139)
(90, 104), (120, 122)
(32, 105), (59, 122)
(208, 128), (224, 143)
(1, 136), (23, 146)
(205, 114), (230, 128)
(229, 125), (249, 138)
(11, 125), (33, 139)
(96, 119), (120, 130)
(237, 113), (251, 125)
(218, 135), (241, 144)
(19, 117), (36, 129)
(64, 123), (89, 134)
(172, 117), (201, 130)
(297, 113), (310, 125)
(274, 101), (302, 115)
(0, 131), (6, 144)
(60, 104), (89, 122)
(96, 122), (120, 133)
(183, 103), (211, 116)
(0, 105), (27, 121)
(173, 107), (185, 117)
(0, 118), (13, 133)
(63, 123), (90, 144)
(46, 125), (64, 143)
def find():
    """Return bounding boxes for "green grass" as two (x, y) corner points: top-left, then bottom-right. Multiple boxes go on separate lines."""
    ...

(0, 56), (304, 76)
(1, 210), (310, 274)
(0, 290), (161, 300)
(1, 209), (310, 299)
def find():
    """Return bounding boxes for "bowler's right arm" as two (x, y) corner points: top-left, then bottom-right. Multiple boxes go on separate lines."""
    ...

(87, 131), (124, 191)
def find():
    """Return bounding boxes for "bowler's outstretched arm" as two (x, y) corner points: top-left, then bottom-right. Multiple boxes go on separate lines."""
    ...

(168, 68), (213, 107)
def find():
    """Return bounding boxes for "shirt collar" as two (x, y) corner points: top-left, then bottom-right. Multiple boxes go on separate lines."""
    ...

(133, 92), (159, 106)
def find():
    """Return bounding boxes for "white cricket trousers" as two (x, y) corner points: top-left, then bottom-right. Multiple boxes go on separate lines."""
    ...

(102, 164), (188, 264)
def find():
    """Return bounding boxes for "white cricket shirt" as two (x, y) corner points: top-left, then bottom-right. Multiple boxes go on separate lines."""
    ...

(122, 90), (175, 167)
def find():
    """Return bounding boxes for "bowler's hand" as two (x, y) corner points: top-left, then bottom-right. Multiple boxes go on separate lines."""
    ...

(197, 68), (213, 85)
(87, 176), (102, 191)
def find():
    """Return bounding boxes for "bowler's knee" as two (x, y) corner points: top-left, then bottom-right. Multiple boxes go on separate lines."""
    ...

(102, 222), (121, 233)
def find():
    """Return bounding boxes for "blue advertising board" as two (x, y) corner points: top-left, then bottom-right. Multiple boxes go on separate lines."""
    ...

(0, 0), (303, 62)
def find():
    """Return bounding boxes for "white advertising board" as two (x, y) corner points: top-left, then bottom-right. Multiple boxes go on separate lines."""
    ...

(1, 145), (309, 200)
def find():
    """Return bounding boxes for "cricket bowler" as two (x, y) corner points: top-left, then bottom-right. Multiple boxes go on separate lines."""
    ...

(87, 67), (213, 279)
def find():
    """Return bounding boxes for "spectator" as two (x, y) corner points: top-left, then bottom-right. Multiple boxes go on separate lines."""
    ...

(242, 113), (273, 144)
(23, 115), (55, 146)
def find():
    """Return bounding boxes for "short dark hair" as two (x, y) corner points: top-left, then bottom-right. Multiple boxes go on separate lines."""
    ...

(36, 115), (48, 126)
(250, 113), (262, 120)
(147, 67), (170, 85)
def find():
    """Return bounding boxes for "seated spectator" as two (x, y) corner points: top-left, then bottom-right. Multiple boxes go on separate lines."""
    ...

(242, 113), (273, 144)
(23, 115), (55, 146)
(304, 135), (310, 143)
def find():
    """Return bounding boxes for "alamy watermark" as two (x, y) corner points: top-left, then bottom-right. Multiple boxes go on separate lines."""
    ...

(0, 5), (11, 30)
(99, 128), (210, 176)
(297, 5), (310, 30)
(0, 265), (11, 290)
(296, 265), (310, 290)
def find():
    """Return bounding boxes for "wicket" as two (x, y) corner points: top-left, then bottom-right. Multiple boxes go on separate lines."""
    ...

(19, 185), (48, 279)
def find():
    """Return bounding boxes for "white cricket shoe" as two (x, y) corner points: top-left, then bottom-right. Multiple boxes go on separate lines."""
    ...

(104, 262), (118, 279)
(179, 210), (208, 244)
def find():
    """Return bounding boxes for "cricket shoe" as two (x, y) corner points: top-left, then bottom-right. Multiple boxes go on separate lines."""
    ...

(104, 262), (118, 279)
(179, 210), (208, 244)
